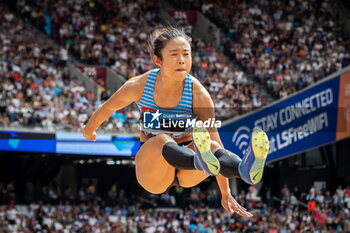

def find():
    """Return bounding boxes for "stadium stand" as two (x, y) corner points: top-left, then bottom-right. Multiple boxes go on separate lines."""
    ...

(1, 1), (350, 233)
(0, 180), (349, 232)
(0, 4), (139, 133)
(9, 0), (266, 120)
(172, 0), (350, 99)
(3, 0), (349, 129)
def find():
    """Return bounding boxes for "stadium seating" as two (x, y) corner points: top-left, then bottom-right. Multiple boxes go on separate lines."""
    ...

(0, 5), (139, 133)
(172, 0), (350, 99)
(12, 0), (265, 121)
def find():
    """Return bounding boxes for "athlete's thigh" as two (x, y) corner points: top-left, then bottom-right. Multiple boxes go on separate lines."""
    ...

(135, 134), (175, 194)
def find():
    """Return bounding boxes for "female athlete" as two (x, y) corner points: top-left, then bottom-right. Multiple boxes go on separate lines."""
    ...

(82, 27), (269, 217)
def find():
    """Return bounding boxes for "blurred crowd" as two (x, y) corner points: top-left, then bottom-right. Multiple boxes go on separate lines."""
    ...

(173, 0), (350, 99)
(2, 1), (350, 232)
(9, 0), (265, 123)
(1, 0), (350, 131)
(14, 0), (161, 78)
(1, 179), (350, 232)
(0, 5), (139, 133)
(0, 179), (222, 210)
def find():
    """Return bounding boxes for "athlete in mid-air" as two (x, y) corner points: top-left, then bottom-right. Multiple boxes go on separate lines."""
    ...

(82, 27), (269, 217)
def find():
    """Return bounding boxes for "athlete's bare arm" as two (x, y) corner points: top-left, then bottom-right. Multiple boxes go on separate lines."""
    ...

(82, 72), (149, 140)
(192, 77), (252, 217)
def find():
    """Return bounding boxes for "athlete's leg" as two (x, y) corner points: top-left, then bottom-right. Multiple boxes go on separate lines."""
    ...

(135, 134), (175, 194)
(136, 127), (268, 192)
(162, 141), (197, 170)
(180, 125), (269, 185)
(135, 133), (200, 194)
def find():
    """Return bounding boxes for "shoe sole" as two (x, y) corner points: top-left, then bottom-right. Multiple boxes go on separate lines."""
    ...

(249, 127), (269, 184)
(192, 125), (220, 176)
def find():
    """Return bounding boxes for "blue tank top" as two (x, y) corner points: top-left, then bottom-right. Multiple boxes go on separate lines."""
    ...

(137, 68), (197, 139)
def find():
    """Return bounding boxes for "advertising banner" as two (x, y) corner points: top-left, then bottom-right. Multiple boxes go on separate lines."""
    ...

(220, 74), (350, 163)
(55, 132), (140, 156)
(0, 131), (56, 153)
(0, 131), (140, 156)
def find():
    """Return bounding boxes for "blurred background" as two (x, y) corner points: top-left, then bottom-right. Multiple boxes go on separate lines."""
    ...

(0, 0), (350, 232)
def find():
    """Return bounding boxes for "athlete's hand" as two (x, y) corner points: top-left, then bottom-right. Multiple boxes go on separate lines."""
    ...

(221, 193), (253, 217)
(81, 125), (96, 141)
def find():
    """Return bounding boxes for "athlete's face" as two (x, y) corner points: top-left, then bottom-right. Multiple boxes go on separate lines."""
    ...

(154, 36), (192, 81)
